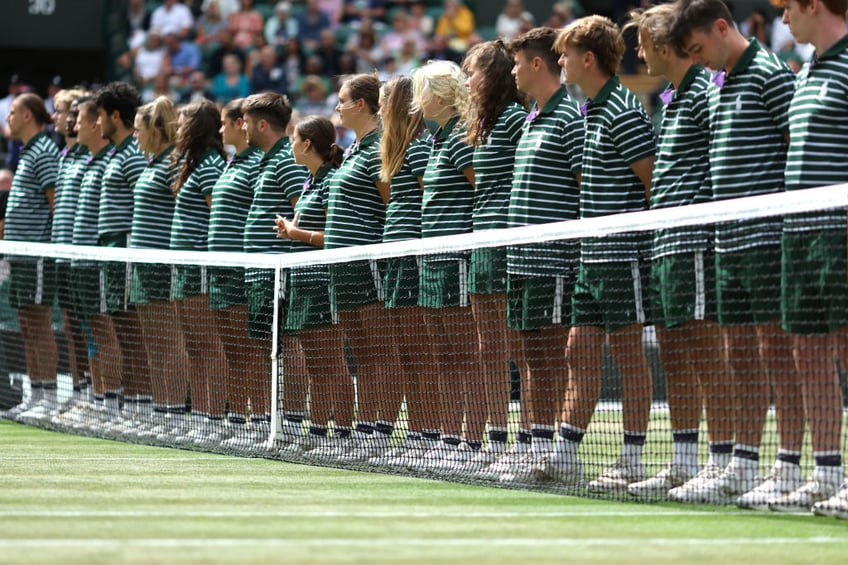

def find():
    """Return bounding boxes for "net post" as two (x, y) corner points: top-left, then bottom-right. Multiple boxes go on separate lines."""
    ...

(268, 260), (285, 446)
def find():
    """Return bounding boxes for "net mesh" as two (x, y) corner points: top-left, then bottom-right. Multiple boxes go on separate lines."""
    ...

(2, 184), (847, 502)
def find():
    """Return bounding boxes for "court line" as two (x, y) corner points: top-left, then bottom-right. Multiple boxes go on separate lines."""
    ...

(0, 537), (843, 548)
(0, 510), (789, 519)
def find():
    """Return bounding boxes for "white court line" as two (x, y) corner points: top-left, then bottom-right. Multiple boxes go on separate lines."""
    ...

(0, 537), (844, 548)
(0, 456), (228, 461)
(0, 510), (783, 519)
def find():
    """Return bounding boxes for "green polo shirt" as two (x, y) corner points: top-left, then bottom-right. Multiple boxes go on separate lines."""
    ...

(130, 146), (176, 250)
(651, 65), (713, 258)
(5, 132), (59, 244)
(208, 146), (261, 252)
(708, 38), (794, 251)
(71, 143), (114, 265)
(507, 86), (583, 276)
(290, 164), (334, 282)
(170, 150), (225, 251)
(580, 76), (655, 263)
(52, 143), (90, 255)
(784, 33), (848, 232)
(325, 129), (385, 249)
(383, 137), (429, 243)
(98, 134), (146, 238)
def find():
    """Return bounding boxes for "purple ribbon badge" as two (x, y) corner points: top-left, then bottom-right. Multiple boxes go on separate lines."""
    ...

(525, 108), (539, 122)
(579, 100), (591, 116)
(712, 69), (726, 89)
(659, 86), (675, 105)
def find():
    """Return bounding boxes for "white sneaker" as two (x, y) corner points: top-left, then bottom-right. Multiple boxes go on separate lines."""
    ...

(429, 442), (477, 476)
(667, 463), (726, 504)
(278, 432), (323, 459)
(460, 445), (503, 474)
(306, 436), (356, 463)
(410, 441), (459, 473)
(383, 438), (439, 469)
(524, 450), (582, 488)
(769, 467), (843, 513)
(338, 433), (392, 463)
(475, 442), (530, 482)
(736, 462), (803, 510)
(684, 461), (763, 505)
(628, 464), (694, 499)
(812, 483), (848, 519)
(368, 436), (419, 467)
(588, 458), (646, 493)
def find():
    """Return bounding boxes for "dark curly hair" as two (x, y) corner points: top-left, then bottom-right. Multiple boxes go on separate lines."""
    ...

(462, 39), (529, 147)
(172, 99), (225, 194)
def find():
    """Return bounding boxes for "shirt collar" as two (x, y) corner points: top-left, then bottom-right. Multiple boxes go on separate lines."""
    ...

(660, 64), (704, 104)
(21, 131), (48, 152)
(581, 76), (620, 115)
(261, 136), (289, 164)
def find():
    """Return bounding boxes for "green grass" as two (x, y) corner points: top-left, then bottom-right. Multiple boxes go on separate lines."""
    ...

(2, 422), (847, 564)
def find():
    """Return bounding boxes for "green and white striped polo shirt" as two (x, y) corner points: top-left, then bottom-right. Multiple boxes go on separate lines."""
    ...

(98, 135), (145, 238)
(290, 164), (334, 282)
(421, 116), (474, 241)
(708, 38), (794, 252)
(383, 137), (429, 243)
(508, 86), (583, 276)
(71, 143), (114, 265)
(244, 137), (307, 256)
(5, 132), (59, 244)
(784, 34), (848, 233)
(130, 146), (176, 250)
(170, 151), (225, 251)
(208, 146), (261, 252)
(52, 143), (90, 257)
(581, 77), (655, 263)
(473, 102), (527, 232)
(325, 130), (385, 249)
(651, 65), (713, 259)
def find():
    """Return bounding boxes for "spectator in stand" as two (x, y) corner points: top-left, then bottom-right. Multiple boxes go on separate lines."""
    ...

(336, 53), (358, 86)
(202, 0), (239, 21)
(496, 0), (534, 41)
(349, 26), (383, 73)
(162, 32), (202, 89)
(230, 0), (265, 50)
(342, 0), (387, 28)
(294, 75), (336, 117)
(127, 0), (152, 51)
(180, 70), (216, 103)
(545, 1), (575, 29)
(142, 72), (180, 103)
(298, 0), (332, 51)
(132, 31), (167, 92)
(195, 0), (230, 48)
(408, 1), (435, 38)
(425, 33), (463, 65)
(315, 29), (344, 77)
(381, 11), (426, 58)
(435, 0), (475, 51)
(319, 0), (345, 28)
(212, 54), (251, 103)
(265, 1), (299, 48)
(208, 29), (248, 78)
(150, 0), (195, 39)
(251, 45), (288, 94)
(740, 8), (769, 47)
(396, 37), (422, 75)
(283, 37), (305, 94)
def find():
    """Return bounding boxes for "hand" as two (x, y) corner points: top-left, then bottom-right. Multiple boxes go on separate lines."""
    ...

(274, 212), (300, 239)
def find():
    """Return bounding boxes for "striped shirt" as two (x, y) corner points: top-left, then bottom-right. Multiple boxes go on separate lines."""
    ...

(708, 38), (794, 252)
(5, 132), (58, 244)
(71, 143), (114, 265)
(473, 102), (527, 231)
(325, 129), (385, 249)
(170, 151), (225, 251)
(383, 137), (429, 243)
(130, 146), (176, 250)
(52, 143), (90, 259)
(651, 65), (713, 258)
(508, 86), (583, 276)
(581, 76), (655, 262)
(244, 137), (307, 256)
(290, 164), (334, 282)
(98, 135), (146, 238)
(784, 34), (848, 233)
(208, 146), (261, 252)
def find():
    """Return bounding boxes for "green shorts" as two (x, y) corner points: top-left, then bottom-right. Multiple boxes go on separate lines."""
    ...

(469, 246), (507, 295)
(781, 230), (848, 334)
(715, 246), (781, 325)
(55, 262), (74, 310)
(507, 273), (574, 331)
(418, 257), (469, 309)
(8, 258), (55, 309)
(651, 251), (717, 329)
(100, 232), (131, 313)
(208, 267), (247, 310)
(247, 276), (286, 341)
(285, 278), (334, 332)
(129, 263), (173, 305)
(70, 265), (105, 319)
(572, 260), (650, 332)
(172, 265), (206, 301)
(330, 260), (383, 312)
(384, 256), (419, 309)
